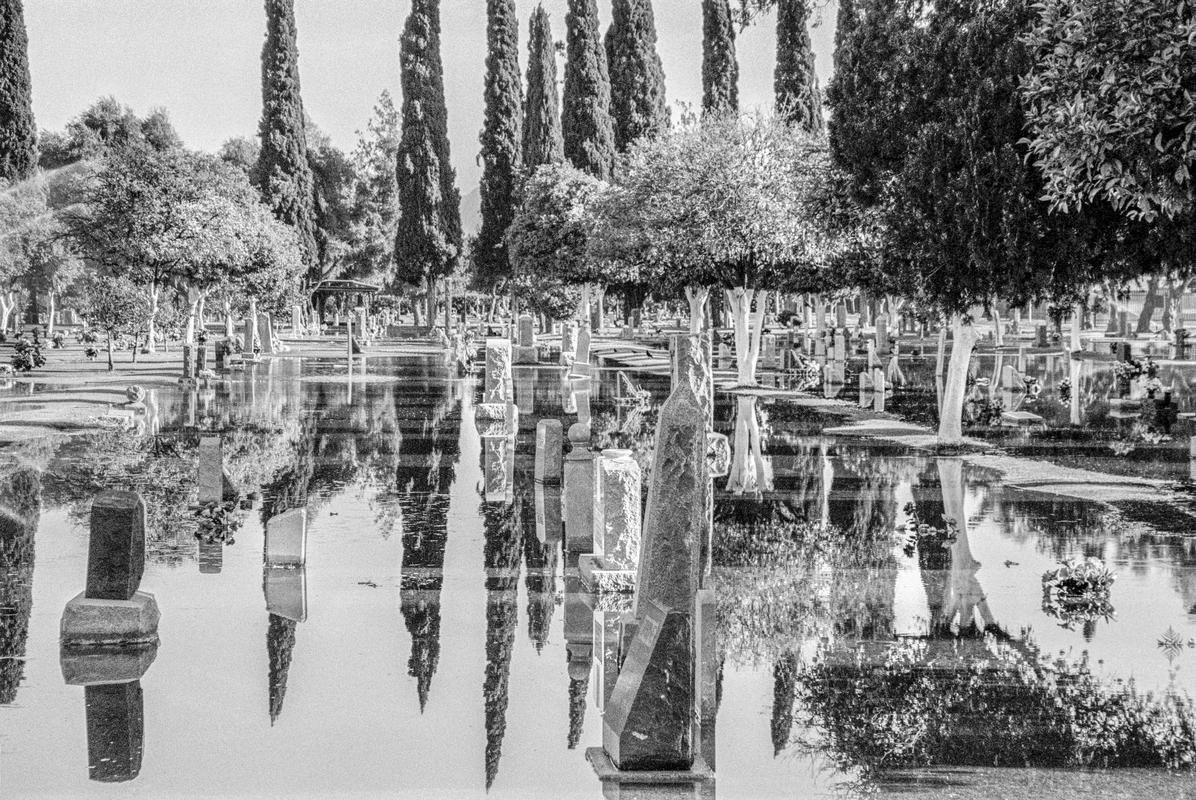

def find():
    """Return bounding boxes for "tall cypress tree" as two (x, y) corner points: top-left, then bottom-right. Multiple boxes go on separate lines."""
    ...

(775, 0), (823, 133)
(475, 0), (523, 292)
(523, 5), (564, 172)
(701, 0), (738, 117)
(606, 0), (669, 152)
(0, 0), (35, 180)
(562, 0), (616, 180)
(395, 0), (463, 301)
(259, 0), (318, 281)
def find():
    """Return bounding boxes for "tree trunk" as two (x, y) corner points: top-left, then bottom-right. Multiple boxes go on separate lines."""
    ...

(145, 285), (159, 353)
(935, 324), (947, 377)
(1137, 277), (1160, 334)
(247, 298), (259, 351)
(224, 298), (235, 339)
(46, 292), (56, 338)
(939, 314), (979, 445)
(726, 396), (771, 495)
(685, 286), (709, 334)
(992, 306), (1004, 347)
(727, 287), (767, 386)
(0, 292), (14, 332)
(106, 334), (114, 371)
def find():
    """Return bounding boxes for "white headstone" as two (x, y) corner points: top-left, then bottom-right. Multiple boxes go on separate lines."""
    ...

(198, 437), (223, 504)
(265, 508), (307, 567)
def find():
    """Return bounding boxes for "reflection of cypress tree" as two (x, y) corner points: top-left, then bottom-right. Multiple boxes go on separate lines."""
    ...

(771, 651), (799, 756)
(482, 497), (522, 789)
(567, 674), (589, 749)
(0, 467), (39, 704)
(398, 383), (461, 710)
(267, 613), (297, 724)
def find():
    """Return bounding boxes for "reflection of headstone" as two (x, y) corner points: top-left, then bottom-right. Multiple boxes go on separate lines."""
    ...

(85, 682), (144, 783)
(474, 402), (515, 438)
(484, 339), (513, 403)
(581, 450), (642, 592)
(635, 382), (705, 618)
(484, 437), (514, 504)
(264, 566), (308, 622)
(564, 423), (596, 555)
(535, 483), (563, 546)
(266, 508), (307, 567)
(197, 540), (223, 574)
(515, 366), (535, 416)
(62, 491), (159, 648)
(534, 419), (563, 485)
(603, 601), (694, 770)
(198, 436), (223, 505)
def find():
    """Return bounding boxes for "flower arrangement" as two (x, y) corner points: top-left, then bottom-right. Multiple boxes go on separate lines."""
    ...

(194, 500), (243, 545)
(1042, 557), (1116, 629)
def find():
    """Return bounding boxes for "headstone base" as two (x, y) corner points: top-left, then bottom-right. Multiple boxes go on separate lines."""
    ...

(579, 554), (636, 593)
(61, 591), (160, 648)
(514, 345), (538, 364)
(61, 643), (158, 686)
(1000, 410), (1045, 427)
(586, 748), (713, 786)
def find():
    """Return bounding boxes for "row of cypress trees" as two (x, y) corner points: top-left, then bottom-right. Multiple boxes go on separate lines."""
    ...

(0, 0), (826, 299)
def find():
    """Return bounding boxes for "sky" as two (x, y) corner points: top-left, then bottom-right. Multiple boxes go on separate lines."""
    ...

(25, 0), (838, 195)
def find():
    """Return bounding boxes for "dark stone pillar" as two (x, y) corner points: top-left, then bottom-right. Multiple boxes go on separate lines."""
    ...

(84, 681), (144, 782)
(85, 492), (146, 601)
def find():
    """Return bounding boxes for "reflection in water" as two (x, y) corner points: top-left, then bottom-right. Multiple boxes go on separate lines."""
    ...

(770, 651), (799, 756)
(267, 613), (297, 725)
(482, 478), (523, 789)
(0, 450), (43, 705)
(84, 681), (144, 782)
(725, 396), (772, 497)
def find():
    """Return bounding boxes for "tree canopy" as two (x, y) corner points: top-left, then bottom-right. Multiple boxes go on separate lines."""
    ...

(606, 0), (670, 151)
(563, 0), (617, 180)
(0, 0), (37, 181)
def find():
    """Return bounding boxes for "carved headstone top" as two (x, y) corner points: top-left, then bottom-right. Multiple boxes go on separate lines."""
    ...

(635, 381), (706, 619)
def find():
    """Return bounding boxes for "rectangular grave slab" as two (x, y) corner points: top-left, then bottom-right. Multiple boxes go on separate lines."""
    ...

(266, 508), (307, 567)
(86, 491), (147, 601)
(535, 419), (564, 484)
(264, 566), (308, 623)
(85, 681), (144, 783)
(603, 601), (694, 771)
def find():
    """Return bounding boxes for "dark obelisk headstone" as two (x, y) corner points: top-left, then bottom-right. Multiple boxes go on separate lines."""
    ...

(85, 492), (146, 601)
(85, 681), (144, 782)
(603, 601), (694, 770)
(634, 381), (706, 618)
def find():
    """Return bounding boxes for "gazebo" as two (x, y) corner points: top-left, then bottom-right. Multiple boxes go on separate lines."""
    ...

(309, 279), (381, 326)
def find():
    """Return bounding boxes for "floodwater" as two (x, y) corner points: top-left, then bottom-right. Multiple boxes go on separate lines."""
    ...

(2, 353), (1195, 798)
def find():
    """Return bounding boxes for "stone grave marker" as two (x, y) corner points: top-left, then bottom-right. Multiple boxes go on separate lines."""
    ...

(258, 313), (276, 355)
(265, 508), (307, 567)
(484, 339), (513, 403)
(534, 419), (563, 484)
(561, 322), (578, 367)
(198, 437), (223, 505)
(581, 450), (642, 592)
(181, 345), (195, 381)
(603, 601), (694, 770)
(564, 422), (597, 555)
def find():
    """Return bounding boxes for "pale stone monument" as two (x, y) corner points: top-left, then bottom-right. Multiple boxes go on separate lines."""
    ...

(265, 508), (307, 567)
(515, 313), (537, 363)
(258, 313), (276, 355)
(484, 339), (513, 404)
(580, 449), (642, 592)
(264, 566), (308, 623)
(198, 437), (223, 505)
(561, 322), (578, 367)
(564, 422), (597, 555)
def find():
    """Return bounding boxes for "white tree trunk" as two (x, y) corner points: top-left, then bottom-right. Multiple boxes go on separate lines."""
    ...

(992, 306), (1004, 347)
(939, 313), (980, 445)
(247, 298), (259, 351)
(725, 396), (772, 496)
(46, 292), (56, 338)
(685, 285), (709, 334)
(224, 298), (235, 339)
(726, 287), (767, 386)
(935, 324), (948, 377)
(145, 285), (159, 353)
(184, 297), (200, 345)
(0, 292), (16, 333)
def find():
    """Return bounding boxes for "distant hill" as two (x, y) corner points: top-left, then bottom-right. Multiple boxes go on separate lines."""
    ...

(460, 186), (481, 236)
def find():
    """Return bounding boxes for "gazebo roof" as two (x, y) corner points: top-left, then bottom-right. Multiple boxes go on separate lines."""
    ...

(311, 279), (382, 295)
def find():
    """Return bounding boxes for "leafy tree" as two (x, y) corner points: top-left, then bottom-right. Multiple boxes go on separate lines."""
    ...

(850, 0), (1123, 443)
(218, 136), (261, 177)
(21, 218), (82, 337)
(78, 274), (145, 370)
(395, 0), (463, 326)
(140, 108), (184, 152)
(1023, 0), (1196, 221)
(474, 0), (524, 293)
(523, 5), (565, 172)
(775, 0), (823, 132)
(702, 0), (739, 116)
(345, 91), (400, 282)
(305, 124), (355, 282)
(0, 0), (37, 181)
(505, 163), (607, 320)
(259, 0), (318, 282)
(563, 0), (617, 179)
(592, 113), (840, 385)
(605, 0), (670, 151)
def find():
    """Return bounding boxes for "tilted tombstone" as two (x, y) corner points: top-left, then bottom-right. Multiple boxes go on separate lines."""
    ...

(602, 601), (694, 770)
(265, 508), (307, 567)
(85, 492), (146, 601)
